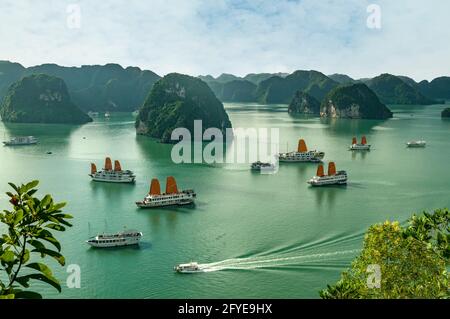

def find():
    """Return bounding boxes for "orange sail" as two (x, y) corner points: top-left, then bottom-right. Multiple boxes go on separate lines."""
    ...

(328, 162), (336, 175)
(105, 157), (113, 171)
(114, 160), (122, 171)
(91, 163), (97, 174)
(149, 178), (161, 195)
(316, 164), (325, 177)
(165, 176), (179, 194)
(297, 139), (308, 152)
(352, 137), (357, 145)
(361, 136), (367, 145)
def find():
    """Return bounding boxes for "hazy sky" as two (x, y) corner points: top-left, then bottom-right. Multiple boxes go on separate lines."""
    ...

(0, 0), (449, 80)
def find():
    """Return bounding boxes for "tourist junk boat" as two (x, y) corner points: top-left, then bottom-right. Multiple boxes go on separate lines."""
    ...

(3, 136), (38, 146)
(278, 139), (324, 162)
(174, 262), (201, 273)
(251, 161), (276, 172)
(308, 162), (347, 186)
(406, 140), (426, 148)
(86, 229), (143, 248)
(349, 136), (371, 150)
(136, 176), (196, 208)
(89, 157), (136, 183)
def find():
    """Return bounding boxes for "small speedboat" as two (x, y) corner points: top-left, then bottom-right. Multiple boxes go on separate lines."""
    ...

(251, 161), (276, 171)
(174, 262), (202, 273)
(406, 140), (426, 148)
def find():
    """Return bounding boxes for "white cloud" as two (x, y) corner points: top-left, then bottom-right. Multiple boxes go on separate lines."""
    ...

(0, 0), (448, 81)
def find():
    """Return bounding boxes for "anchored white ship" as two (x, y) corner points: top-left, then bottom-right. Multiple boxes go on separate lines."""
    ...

(89, 157), (136, 183)
(406, 140), (426, 148)
(3, 136), (38, 146)
(308, 162), (347, 186)
(174, 262), (202, 273)
(278, 139), (324, 162)
(136, 176), (196, 208)
(86, 229), (143, 248)
(349, 136), (370, 150)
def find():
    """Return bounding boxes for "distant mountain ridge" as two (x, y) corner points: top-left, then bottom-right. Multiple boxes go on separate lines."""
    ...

(0, 60), (161, 112)
(366, 74), (435, 105)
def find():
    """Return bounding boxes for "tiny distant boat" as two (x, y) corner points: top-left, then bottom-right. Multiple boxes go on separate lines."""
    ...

(251, 161), (276, 172)
(349, 136), (371, 150)
(104, 112), (111, 118)
(174, 262), (201, 273)
(308, 162), (347, 186)
(406, 140), (426, 148)
(136, 177), (196, 208)
(86, 229), (143, 248)
(278, 139), (324, 162)
(89, 157), (136, 183)
(87, 111), (99, 117)
(3, 136), (38, 146)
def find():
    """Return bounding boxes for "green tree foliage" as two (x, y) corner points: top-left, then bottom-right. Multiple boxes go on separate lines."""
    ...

(0, 180), (73, 299)
(320, 209), (449, 299)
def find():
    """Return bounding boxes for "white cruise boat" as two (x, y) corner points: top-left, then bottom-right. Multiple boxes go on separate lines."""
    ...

(3, 136), (38, 146)
(89, 157), (135, 183)
(136, 177), (196, 208)
(308, 162), (347, 186)
(174, 262), (201, 273)
(86, 230), (143, 248)
(278, 139), (324, 162)
(349, 136), (371, 150)
(406, 140), (426, 148)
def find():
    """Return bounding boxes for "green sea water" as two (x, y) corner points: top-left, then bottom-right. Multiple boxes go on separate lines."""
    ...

(0, 103), (449, 298)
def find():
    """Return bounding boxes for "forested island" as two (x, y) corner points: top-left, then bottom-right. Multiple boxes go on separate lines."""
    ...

(0, 74), (92, 124)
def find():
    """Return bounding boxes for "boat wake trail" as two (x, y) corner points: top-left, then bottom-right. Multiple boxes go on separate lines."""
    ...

(198, 249), (360, 272)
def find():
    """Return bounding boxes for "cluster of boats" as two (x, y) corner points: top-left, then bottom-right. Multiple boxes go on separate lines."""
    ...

(1, 132), (428, 272)
(90, 157), (197, 208)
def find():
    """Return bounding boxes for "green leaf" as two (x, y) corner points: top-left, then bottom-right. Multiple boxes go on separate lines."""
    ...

(40, 194), (52, 208)
(45, 223), (66, 232)
(24, 180), (39, 192)
(27, 239), (46, 251)
(15, 276), (30, 288)
(0, 294), (15, 299)
(19, 273), (61, 293)
(8, 182), (18, 193)
(25, 262), (53, 277)
(37, 231), (61, 251)
(31, 248), (65, 266)
(1, 250), (15, 263)
(14, 210), (24, 225)
(14, 290), (42, 299)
